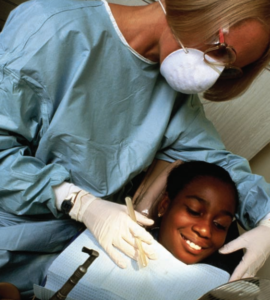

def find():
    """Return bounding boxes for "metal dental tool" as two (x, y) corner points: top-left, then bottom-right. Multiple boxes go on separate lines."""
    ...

(125, 197), (148, 268)
(198, 277), (270, 300)
(49, 247), (99, 300)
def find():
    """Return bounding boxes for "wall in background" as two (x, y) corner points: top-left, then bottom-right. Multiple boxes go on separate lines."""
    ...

(250, 143), (270, 182)
(201, 69), (270, 161)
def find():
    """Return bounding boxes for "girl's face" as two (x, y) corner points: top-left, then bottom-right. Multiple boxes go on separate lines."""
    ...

(158, 176), (236, 264)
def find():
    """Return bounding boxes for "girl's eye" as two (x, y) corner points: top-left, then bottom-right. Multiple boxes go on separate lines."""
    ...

(213, 221), (226, 231)
(186, 206), (200, 216)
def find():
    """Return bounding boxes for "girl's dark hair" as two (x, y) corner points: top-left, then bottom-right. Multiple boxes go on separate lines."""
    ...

(167, 161), (239, 209)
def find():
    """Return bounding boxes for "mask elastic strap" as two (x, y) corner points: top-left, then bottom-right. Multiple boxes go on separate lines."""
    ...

(219, 28), (225, 44)
(157, 0), (188, 54)
(158, 0), (166, 14)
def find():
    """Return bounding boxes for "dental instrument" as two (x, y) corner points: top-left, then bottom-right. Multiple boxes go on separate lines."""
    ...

(125, 197), (148, 268)
(49, 247), (99, 300)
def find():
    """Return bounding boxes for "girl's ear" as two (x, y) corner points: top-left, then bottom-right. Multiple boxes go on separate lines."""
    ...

(157, 193), (171, 217)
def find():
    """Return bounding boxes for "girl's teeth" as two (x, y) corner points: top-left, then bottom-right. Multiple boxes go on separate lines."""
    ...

(186, 240), (201, 250)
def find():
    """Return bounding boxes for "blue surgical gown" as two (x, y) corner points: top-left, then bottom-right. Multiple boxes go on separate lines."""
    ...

(0, 0), (270, 293)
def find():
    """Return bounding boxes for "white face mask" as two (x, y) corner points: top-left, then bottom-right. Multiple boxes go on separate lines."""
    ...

(158, 0), (225, 94)
(160, 49), (225, 94)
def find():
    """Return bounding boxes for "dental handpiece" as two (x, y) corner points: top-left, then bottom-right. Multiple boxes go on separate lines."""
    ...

(49, 247), (99, 300)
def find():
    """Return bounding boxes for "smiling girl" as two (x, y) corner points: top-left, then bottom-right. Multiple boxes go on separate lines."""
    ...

(156, 161), (239, 264)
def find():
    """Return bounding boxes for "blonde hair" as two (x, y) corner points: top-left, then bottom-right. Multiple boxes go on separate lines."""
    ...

(165, 0), (270, 101)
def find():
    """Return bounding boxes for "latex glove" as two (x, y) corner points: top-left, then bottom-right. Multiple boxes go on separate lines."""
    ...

(219, 220), (270, 281)
(69, 191), (157, 268)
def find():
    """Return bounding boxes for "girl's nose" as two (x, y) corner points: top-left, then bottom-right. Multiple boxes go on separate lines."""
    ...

(192, 220), (212, 239)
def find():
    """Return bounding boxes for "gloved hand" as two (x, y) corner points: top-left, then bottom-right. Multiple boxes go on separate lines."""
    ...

(219, 219), (270, 281)
(69, 191), (158, 268)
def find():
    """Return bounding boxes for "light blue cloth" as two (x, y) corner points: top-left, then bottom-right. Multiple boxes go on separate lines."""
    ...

(0, 208), (83, 297)
(0, 0), (270, 292)
(34, 229), (230, 300)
